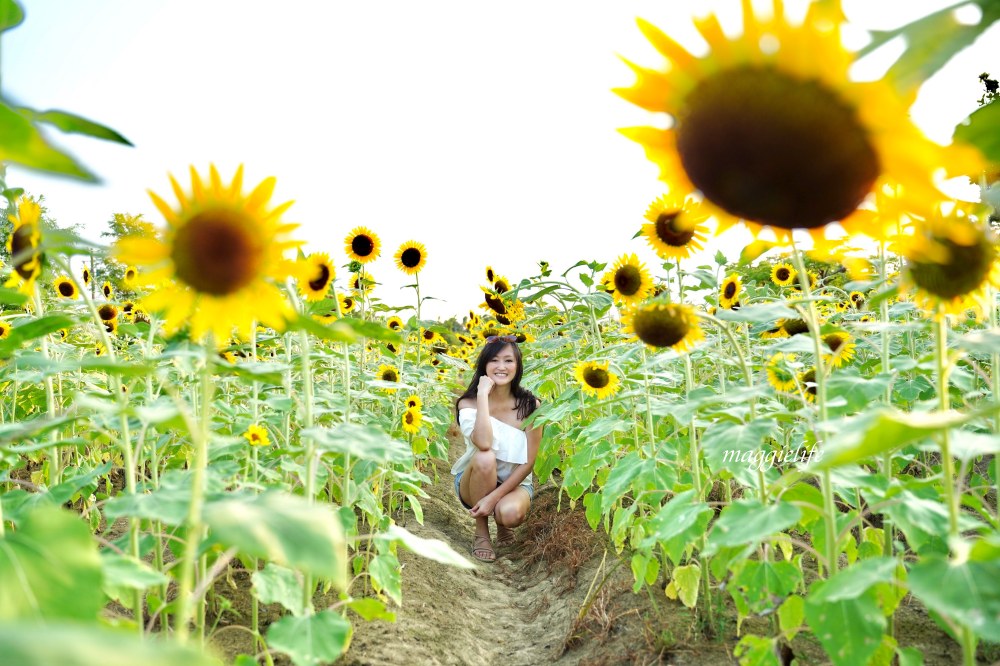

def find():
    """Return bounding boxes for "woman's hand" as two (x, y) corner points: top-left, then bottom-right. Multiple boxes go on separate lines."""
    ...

(469, 492), (498, 518)
(477, 376), (495, 396)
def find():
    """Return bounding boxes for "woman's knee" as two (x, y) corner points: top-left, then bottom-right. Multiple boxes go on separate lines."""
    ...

(468, 449), (496, 475)
(495, 503), (526, 528)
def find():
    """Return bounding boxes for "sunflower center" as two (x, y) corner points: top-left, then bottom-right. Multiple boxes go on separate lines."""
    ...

(382, 370), (398, 382)
(171, 209), (264, 296)
(676, 67), (880, 230)
(614, 265), (643, 296)
(655, 212), (694, 247)
(400, 247), (422, 268)
(781, 319), (810, 336)
(908, 235), (995, 300)
(723, 281), (737, 299)
(486, 293), (508, 315)
(775, 267), (791, 282)
(583, 367), (610, 389)
(352, 235), (375, 258)
(824, 335), (844, 352)
(309, 263), (332, 291)
(633, 307), (690, 348)
(801, 369), (817, 395)
(405, 411), (416, 425)
(58, 281), (75, 297)
(11, 225), (39, 279)
(98, 304), (118, 321)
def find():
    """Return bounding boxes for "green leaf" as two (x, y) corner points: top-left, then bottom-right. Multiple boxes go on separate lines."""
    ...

(671, 564), (701, 609)
(778, 595), (805, 640)
(639, 489), (713, 565)
(805, 585), (885, 666)
(369, 552), (402, 605)
(203, 492), (348, 590)
(343, 597), (395, 622)
(333, 316), (403, 343)
(0, 314), (78, 358)
(738, 240), (777, 264)
(381, 524), (474, 569)
(30, 109), (131, 145)
(0, 287), (29, 305)
(104, 485), (190, 525)
(955, 98), (1000, 165)
(599, 452), (644, 513)
(733, 559), (802, 607)
(957, 327), (1000, 354)
(303, 423), (411, 464)
(266, 610), (353, 666)
(714, 301), (797, 324)
(0, 0), (24, 32)
(100, 552), (169, 604)
(0, 102), (95, 181)
(706, 500), (800, 555)
(908, 555), (1000, 641)
(812, 408), (974, 470)
(0, 622), (222, 666)
(284, 313), (358, 343)
(252, 563), (306, 616)
(897, 646), (925, 666)
(0, 507), (104, 621)
(808, 557), (898, 603)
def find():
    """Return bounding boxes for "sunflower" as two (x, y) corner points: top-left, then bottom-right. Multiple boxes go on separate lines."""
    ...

(98, 304), (118, 322)
(344, 226), (381, 264)
(386, 316), (403, 331)
(122, 301), (135, 318)
(405, 394), (422, 410)
(898, 212), (1000, 318)
(799, 368), (818, 403)
(101, 281), (113, 299)
(778, 318), (810, 336)
(377, 363), (400, 383)
(603, 254), (654, 307)
(485, 266), (496, 283)
(243, 424), (270, 447)
(104, 319), (119, 336)
(350, 272), (375, 294)
(822, 331), (856, 368)
(334, 295), (353, 317)
(770, 262), (797, 287)
(82, 263), (92, 286)
(622, 301), (704, 354)
(114, 165), (300, 343)
(718, 273), (742, 310)
(401, 406), (423, 434)
(766, 353), (798, 392)
(94, 343), (107, 357)
(4, 196), (43, 292)
(615, 1), (982, 243)
(123, 266), (138, 288)
(641, 194), (709, 260)
(385, 342), (399, 355)
(760, 325), (786, 339)
(420, 328), (440, 345)
(54, 276), (78, 299)
(573, 360), (621, 399)
(298, 252), (335, 301)
(0, 321), (10, 339)
(848, 291), (866, 310)
(394, 241), (427, 275)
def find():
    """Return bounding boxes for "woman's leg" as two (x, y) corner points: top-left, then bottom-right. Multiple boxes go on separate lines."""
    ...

(460, 450), (497, 560)
(493, 486), (531, 529)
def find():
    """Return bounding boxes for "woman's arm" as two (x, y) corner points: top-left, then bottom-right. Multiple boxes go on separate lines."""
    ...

(461, 378), (495, 451)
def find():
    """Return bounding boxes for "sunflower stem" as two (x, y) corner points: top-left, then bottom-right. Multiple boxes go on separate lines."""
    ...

(31, 283), (62, 487)
(249, 322), (263, 648)
(878, 242), (897, 638)
(789, 243), (837, 576)
(640, 347), (656, 459)
(933, 313), (960, 540)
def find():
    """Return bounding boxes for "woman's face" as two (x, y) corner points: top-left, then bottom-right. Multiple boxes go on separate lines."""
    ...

(485, 344), (518, 387)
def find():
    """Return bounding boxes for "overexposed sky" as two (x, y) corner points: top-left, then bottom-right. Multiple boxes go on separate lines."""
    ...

(5, 0), (999, 321)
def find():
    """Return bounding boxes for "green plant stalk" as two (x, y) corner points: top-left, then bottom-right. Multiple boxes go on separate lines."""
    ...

(639, 346), (656, 459)
(789, 245), (838, 576)
(249, 323), (263, 649)
(683, 353), (713, 630)
(299, 326), (318, 613)
(878, 242), (897, 638)
(31, 284), (62, 487)
(990, 285), (1000, 525)
(174, 344), (215, 644)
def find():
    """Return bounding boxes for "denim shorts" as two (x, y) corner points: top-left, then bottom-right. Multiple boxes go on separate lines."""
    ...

(454, 470), (534, 510)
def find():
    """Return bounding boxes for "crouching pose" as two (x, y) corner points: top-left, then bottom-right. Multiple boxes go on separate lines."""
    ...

(452, 334), (542, 562)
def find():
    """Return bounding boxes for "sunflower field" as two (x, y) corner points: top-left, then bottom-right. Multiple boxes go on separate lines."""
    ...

(4, 1), (1000, 665)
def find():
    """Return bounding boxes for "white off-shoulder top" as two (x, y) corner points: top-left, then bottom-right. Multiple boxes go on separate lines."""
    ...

(451, 407), (533, 486)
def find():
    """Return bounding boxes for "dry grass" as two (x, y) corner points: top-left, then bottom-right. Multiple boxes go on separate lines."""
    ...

(516, 486), (602, 591)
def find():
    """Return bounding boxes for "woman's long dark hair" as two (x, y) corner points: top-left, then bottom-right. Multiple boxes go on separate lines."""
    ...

(454, 339), (538, 424)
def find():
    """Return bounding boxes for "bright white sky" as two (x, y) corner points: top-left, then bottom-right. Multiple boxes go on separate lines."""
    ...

(5, 0), (999, 321)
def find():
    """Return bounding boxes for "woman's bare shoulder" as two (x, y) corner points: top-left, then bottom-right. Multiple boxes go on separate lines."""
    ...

(457, 397), (477, 411)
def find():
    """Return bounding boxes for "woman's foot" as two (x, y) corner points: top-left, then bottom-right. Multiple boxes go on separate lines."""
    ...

(472, 534), (495, 562)
(495, 525), (516, 547)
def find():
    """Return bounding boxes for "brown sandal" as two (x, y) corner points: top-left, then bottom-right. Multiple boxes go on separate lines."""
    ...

(472, 534), (495, 562)
(495, 525), (516, 547)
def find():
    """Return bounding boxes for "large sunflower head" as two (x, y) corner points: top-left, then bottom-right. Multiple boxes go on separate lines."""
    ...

(573, 360), (621, 400)
(778, 318), (810, 336)
(394, 241), (427, 275)
(344, 226), (381, 264)
(766, 353), (798, 393)
(113, 165), (301, 343)
(401, 406), (423, 434)
(338, 293), (356, 315)
(54, 276), (78, 299)
(297, 252), (335, 302)
(615, 1), (982, 243)
(898, 211), (1000, 318)
(718, 273), (742, 310)
(493, 275), (512, 294)
(405, 394), (422, 410)
(386, 316), (404, 331)
(822, 330), (856, 368)
(641, 194), (709, 260)
(799, 367), (818, 403)
(622, 301), (704, 354)
(603, 253), (654, 307)
(98, 304), (118, 322)
(123, 266), (139, 289)
(770, 262), (797, 287)
(5, 196), (43, 291)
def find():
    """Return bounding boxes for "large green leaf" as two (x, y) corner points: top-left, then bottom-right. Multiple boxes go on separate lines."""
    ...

(252, 563), (306, 616)
(0, 314), (78, 358)
(805, 584), (886, 666)
(908, 555), (1000, 641)
(30, 109), (132, 145)
(0, 623), (221, 666)
(705, 500), (800, 555)
(807, 557), (898, 603)
(368, 552), (402, 605)
(0, 0), (24, 32)
(267, 610), (353, 666)
(0, 102), (94, 181)
(380, 524), (473, 569)
(955, 97), (1000, 166)
(714, 301), (797, 324)
(100, 552), (169, 605)
(599, 451), (644, 513)
(203, 492), (348, 590)
(303, 423), (411, 463)
(639, 489), (713, 565)
(812, 408), (973, 470)
(0, 507), (104, 621)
